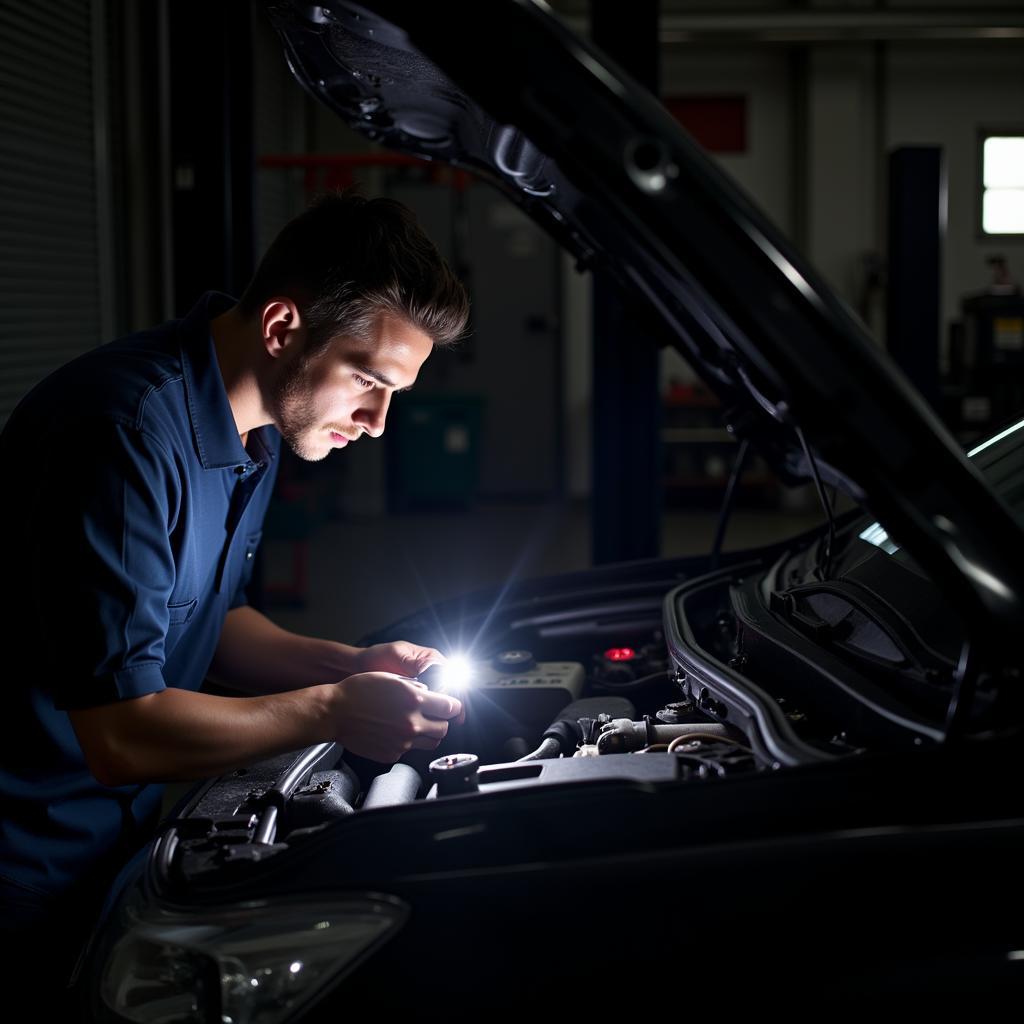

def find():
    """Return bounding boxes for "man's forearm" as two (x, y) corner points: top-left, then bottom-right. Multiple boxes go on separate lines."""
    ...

(210, 606), (364, 694)
(70, 685), (334, 785)
(70, 668), (463, 785)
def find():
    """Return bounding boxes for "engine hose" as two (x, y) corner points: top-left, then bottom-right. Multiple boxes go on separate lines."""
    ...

(667, 731), (748, 753)
(596, 720), (731, 755)
(517, 737), (562, 761)
(361, 763), (422, 808)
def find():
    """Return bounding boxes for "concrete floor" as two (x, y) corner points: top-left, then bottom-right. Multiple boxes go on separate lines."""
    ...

(261, 499), (826, 643)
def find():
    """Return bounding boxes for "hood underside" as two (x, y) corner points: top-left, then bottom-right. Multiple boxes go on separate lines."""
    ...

(266, 0), (1024, 656)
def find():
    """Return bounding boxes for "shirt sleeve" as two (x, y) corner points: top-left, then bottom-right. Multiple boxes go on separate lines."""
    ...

(30, 419), (182, 709)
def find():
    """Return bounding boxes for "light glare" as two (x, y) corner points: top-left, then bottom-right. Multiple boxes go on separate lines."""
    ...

(437, 655), (474, 692)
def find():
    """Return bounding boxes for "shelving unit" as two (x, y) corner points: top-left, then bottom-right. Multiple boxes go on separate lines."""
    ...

(661, 386), (779, 508)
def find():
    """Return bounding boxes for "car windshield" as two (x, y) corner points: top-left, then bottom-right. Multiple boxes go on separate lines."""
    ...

(859, 416), (1024, 556)
(968, 417), (1024, 520)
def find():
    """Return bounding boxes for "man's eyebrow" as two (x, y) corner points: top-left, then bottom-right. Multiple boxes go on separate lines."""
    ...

(353, 363), (397, 389)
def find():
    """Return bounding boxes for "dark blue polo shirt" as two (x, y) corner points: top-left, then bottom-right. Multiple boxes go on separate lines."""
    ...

(0, 292), (280, 905)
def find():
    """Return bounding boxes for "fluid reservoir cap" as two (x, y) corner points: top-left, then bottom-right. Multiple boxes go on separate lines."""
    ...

(428, 753), (480, 796)
(493, 649), (535, 672)
(604, 647), (637, 662)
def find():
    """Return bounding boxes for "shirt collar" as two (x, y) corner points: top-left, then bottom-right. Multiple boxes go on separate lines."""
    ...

(178, 291), (261, 471)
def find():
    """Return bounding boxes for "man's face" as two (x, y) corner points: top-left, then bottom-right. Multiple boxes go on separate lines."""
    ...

(270, 310), (433, 462)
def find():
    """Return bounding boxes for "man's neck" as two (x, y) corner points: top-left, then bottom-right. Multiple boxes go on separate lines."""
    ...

(211, 307), (271, 438)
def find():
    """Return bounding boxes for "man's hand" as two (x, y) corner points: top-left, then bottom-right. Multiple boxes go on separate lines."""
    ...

(210, 609), (446, 696)
(328, 672), (462, 763)
(351, 644), (466, 727)
(353, 641), (445, 679)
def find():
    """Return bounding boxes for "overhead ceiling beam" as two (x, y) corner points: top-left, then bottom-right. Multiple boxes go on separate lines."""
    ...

(564, 10), (1024, 44)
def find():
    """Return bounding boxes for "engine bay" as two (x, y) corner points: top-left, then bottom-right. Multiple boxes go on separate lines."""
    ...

(161, 518), (974, 890)
(160, 561), (809, 896)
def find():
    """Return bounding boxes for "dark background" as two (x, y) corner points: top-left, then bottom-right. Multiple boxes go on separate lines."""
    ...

(2, 0), (1023, 640)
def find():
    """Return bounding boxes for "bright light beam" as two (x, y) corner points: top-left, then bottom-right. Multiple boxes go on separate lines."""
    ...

(434, 655), (474, 693)
(464, 506), (563, 660)
(399, 506), (562, 672)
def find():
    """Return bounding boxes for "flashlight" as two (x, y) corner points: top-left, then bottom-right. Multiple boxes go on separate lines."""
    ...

(419, 655), (474, 693)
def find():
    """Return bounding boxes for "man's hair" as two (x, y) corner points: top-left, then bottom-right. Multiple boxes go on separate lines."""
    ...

(239, 189), (469, 353)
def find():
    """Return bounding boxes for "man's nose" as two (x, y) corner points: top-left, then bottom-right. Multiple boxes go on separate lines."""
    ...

(356, 390), (391, 438)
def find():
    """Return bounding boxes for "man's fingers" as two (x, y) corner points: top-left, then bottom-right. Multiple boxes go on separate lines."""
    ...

(411, 716), (449, 749)
(331, 672), (463, 761)
(417, 690), (463, 721)
(413, 647), (445, 676)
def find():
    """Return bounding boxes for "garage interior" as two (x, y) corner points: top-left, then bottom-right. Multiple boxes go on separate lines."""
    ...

(3, 0), (1023, 640)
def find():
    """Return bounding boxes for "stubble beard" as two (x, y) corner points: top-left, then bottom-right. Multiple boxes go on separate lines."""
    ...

(270, 357), (329, 462)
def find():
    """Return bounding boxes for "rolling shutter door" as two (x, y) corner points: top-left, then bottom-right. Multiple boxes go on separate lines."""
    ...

(0, 0), (111, 427)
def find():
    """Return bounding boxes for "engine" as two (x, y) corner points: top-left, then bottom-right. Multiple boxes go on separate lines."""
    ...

(165, 633), (763, 885)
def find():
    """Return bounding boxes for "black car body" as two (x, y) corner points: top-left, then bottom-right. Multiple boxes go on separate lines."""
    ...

(81, 2), (1024, 1016)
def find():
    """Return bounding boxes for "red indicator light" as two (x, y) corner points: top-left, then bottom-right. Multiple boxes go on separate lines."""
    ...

(604, 647), (636, 662)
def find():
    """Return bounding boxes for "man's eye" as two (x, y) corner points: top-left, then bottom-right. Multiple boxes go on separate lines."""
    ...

(353, 374), (375, 389)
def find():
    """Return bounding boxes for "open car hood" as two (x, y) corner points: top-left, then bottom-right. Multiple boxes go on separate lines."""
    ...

(266, 0), (1024, 654)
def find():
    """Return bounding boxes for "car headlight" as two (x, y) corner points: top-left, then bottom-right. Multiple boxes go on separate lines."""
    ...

(97, 889), (408, 1023)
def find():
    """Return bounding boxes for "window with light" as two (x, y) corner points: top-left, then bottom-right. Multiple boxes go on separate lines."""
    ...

(982, 135), (1024, 235)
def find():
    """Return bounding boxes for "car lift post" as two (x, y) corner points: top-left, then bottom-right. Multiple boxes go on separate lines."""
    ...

(590, 0), (663, 565)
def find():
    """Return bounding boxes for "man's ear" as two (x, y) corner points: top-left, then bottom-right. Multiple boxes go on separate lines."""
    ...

(261, 297), (303, 358)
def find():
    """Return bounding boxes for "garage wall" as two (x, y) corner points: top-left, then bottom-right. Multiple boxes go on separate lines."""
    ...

(807, 45), (881, 317)
(560, 13), (1024, 497)
(252, 9), (310, 260)
(654, 44), (798, 434)
(0, 0), (114, 428)
(802, 38), (1024, 356)
(658, 34), (1024, 345)
(5, 3), (1019, 499)
(655, 45), (797, 409)
(886, 42), (1024, 344)
(662, 45), (795, 238)
(563, 255), (593, 498)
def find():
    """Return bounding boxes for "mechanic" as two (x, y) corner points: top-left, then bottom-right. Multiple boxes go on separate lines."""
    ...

(0, 191), (469, 997)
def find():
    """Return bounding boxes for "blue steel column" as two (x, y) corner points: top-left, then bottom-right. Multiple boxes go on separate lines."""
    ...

(590, 0), (662, 564)
(167, 0), (255, 312)
(167, 0), (259, 604)
(886, 146), (944, 410)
